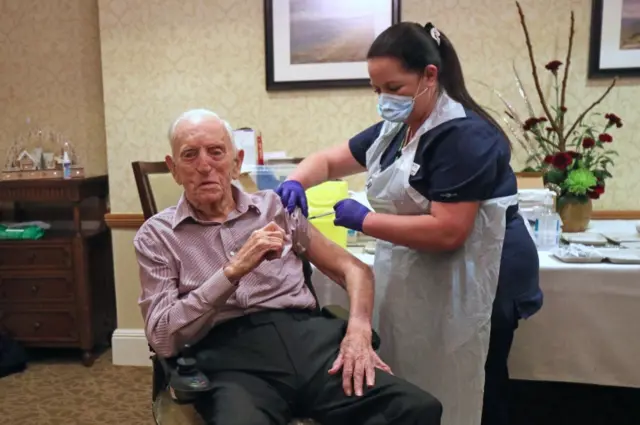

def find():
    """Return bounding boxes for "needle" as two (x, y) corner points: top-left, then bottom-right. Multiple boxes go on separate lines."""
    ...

(308, 211), (335, 220)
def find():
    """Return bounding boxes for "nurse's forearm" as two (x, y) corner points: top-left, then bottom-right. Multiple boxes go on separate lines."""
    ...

(288, 143), (365, 189)
(362, 212), (467, 251)
(288, 153), (331, 189)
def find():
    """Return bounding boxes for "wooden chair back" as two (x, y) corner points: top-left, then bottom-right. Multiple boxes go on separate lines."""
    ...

(131, 161), (170, 220)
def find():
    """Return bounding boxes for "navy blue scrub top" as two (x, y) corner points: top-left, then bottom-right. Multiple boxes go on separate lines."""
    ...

(349, 111), (543, 325)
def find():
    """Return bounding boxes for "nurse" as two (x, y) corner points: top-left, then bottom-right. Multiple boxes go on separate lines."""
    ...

(276, 22), (543, 425)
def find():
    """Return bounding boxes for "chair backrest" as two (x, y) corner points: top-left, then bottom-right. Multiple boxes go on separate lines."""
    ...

(130, 160), (320, 309)
(132, 161), (170, 220)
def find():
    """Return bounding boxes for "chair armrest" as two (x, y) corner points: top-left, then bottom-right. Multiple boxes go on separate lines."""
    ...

(154, 345), (215, 404)
(321, 305), (381, 350)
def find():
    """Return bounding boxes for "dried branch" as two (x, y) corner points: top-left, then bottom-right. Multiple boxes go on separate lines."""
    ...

(475, 80), (529, 128)
(515, 2), (563, 145)
(564, 77), (618, 139)
(512, 62), (536, 119)
(500, 116), (531, 151)
(502, 111), (537, 152)
(499, 116), (543, 166)
(559, 10), (575, 148)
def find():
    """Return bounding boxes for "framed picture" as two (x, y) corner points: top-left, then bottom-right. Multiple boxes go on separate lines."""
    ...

(264, 0), (402, 91)
(588, 0), (640, 78)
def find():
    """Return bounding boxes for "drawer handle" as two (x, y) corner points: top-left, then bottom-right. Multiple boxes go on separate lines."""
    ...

(31, 285), (39, 294)
(33, 321), (41, 330)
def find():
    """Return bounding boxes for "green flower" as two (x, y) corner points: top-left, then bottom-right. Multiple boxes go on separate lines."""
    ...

(563, 168), (597, 195)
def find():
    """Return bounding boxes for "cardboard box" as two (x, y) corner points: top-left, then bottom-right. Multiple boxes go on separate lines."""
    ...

(515, 172), (544, 189)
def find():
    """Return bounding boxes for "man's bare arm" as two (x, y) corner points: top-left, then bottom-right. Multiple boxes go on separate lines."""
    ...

(303, 224), (374, 331)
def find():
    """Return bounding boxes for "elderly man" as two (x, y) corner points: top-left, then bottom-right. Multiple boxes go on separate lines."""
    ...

(134, 109), (442, 425)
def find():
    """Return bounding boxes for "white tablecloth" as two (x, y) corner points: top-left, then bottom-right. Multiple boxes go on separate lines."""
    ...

(311, 220), (640, 388)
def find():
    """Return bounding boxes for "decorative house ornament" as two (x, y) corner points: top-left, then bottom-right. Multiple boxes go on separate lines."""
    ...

(2, 128), (84, 181)
(16, 150), (39, 171)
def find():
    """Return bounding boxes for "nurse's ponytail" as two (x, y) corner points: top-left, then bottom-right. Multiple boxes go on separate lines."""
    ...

(368, 22), (510, 147)
(436, 30), (510, 145)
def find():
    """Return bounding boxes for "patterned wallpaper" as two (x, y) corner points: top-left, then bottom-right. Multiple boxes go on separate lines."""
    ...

(3, 0), (637, 211)
(0, 0), (107, 176)
(98, 0), (640, 212)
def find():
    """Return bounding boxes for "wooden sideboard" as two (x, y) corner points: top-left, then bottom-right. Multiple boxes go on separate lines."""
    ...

(0, 176), (115, 366)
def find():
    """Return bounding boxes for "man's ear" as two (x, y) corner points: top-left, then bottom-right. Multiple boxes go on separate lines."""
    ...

(165, 155), (182, 185)
(231, 149), (245, 180)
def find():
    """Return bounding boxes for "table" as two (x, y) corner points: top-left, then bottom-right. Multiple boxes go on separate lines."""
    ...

(311, 220), (640, 388)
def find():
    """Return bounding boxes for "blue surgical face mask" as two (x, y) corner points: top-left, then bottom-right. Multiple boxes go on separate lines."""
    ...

(376, 81), (429, 123)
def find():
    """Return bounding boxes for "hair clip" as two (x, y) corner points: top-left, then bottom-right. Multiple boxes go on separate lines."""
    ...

(424, 22), (441, 46)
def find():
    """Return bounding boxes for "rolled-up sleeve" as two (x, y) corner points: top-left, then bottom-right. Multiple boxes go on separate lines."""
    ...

(134, 233), (237, 357)
(266, 190), (311, 255)
(287, 208), (310, 254)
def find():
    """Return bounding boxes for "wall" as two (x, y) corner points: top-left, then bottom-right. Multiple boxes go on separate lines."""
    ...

(0, 0), (107, 176)
(96, 0), (640, 364)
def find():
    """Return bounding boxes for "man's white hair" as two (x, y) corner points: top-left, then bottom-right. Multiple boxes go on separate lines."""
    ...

(168, 108), (237, 153)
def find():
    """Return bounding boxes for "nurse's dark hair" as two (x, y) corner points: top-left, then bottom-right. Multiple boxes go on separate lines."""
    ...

(367, 22), (510, 146)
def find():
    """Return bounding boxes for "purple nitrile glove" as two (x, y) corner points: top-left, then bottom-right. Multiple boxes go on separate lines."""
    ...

(275, 180), (309, 217)
(333, 199), (371, 232)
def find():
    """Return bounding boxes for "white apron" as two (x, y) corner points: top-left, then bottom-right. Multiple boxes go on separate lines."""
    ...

(366, 94), (518, 425)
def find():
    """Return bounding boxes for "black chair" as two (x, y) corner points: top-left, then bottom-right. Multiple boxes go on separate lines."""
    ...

(132, 161), (380, 425)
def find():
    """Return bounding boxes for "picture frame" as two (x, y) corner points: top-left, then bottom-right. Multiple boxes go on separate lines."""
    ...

(264, 0), (402, 91)
(588, 0), (640, 78)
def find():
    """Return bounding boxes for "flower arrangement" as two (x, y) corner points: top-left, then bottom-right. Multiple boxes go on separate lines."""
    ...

(493, 3), (620, 209)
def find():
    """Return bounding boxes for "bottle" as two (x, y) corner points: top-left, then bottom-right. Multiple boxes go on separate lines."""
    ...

(62, 151), (71, 179)
(62, 141), (72, 179)
(534, 192), (561, 250)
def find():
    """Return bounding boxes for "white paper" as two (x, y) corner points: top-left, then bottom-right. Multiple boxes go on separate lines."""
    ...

(264, 151), (287, 160)
(233, 129), (257, 173)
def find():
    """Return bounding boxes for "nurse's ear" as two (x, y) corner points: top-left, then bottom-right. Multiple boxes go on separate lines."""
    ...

(423, 65), (439, 87)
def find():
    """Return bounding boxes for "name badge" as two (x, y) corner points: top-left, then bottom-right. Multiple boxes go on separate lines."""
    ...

(410, 163), (420, 176)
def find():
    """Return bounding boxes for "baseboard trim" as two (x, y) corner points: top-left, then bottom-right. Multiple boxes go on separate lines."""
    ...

(111, 328), (152, 367)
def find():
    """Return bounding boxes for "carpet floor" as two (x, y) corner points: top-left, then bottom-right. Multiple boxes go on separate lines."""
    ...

(0, 348), (153, 425)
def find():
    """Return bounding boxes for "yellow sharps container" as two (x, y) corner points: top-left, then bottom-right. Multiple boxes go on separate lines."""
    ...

(306, 180), (349, 248)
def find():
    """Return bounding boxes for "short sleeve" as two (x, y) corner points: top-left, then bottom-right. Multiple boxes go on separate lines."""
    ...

(427, 122), (503, 202)
(348, 121), (384, 167)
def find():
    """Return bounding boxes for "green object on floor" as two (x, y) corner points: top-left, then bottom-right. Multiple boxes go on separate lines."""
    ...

(0, 224), (45, 240)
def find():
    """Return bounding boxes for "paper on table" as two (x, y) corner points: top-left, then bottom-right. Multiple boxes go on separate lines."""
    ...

(233, 129), (257, 173)
(264, 151), (287, 160)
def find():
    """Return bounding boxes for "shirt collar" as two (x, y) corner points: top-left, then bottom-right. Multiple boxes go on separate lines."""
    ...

(172, 184), (261, 229)
(415, 91), (466, 137)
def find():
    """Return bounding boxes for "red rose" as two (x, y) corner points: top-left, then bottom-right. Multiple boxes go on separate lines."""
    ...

(567, 150), (581, 159)
(598, 133), (613, 143)
(604, 113), (623, 128)
(560, 106), (567, 113)
(523, 117), (541, 131)
(545, 60), (563, 75)
(543, 155), (553, 164)
(588, 184), (605, 200)
(551, 152), (573, 170)
(582, 137), (595, 148)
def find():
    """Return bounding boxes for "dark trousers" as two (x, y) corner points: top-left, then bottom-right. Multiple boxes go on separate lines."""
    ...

(192, 309), (442, 425)
(481, 304), (518, 425)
